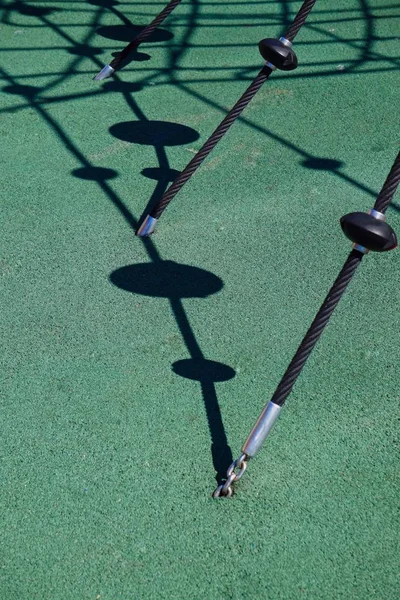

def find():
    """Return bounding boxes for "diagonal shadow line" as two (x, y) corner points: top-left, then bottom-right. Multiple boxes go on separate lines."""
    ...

(9, 1), (170, 97)
(161, 0), (378, 209)
(0, 4), (390, 27)
(0, 53), (397, 86)
(116, 0), (400, 89)
(97, 2), (398, 9)
(140, 65), (399, 84)
(156, 0), (398, 204)
(37, 6), (110, 95)
(0, 1), (111, 97)
(355, 0), (400, 68)
(169, 0), (200, 74)
(304, 26), (400, 68)
(139, 144), (177, 220)
(2, 52), (398, 78)
(279, 0), (291, 33)
(107, 1), (234, 482)
(1, 2), (162, 109)
(305, 5), (400, 69)
(114, 83), (180, 221)
(108, 1), (134, 27)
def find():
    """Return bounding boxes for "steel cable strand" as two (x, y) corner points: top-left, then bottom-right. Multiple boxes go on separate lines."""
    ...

(374, 152), (400, 213)
(94, 0), (183, 79)
(151, 66), (273, 218)
(284, 0), (318, 43)
(271, 250), (363, 406)
(110, 0), (183, 71)
(214, 150), (400, 498)
(137, 0), (317, 232)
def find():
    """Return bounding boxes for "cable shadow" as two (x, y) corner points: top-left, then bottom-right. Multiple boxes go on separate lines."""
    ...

(110, 261), (235, 482)
(3, 0), (397, 215)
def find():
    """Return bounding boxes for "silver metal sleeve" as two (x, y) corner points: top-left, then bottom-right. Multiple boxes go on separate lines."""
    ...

(241, 401), (281, 457)
(136, 215), (157, 237)
(279, 36), (292, 48)
(94, 64), (115, 81)
(368, 208), (386, 221)
(352, 243), (369, 254)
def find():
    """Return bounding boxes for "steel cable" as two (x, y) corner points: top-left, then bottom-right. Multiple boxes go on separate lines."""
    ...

(110, 0), (183, 71)
(139, 0), (317, 229)
(214, 150), (400, 498)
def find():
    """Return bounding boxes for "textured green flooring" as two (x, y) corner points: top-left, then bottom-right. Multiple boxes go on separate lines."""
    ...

(1, 1), (400, 598)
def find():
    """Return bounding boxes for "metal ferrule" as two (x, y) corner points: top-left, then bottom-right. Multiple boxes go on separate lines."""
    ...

(353, 243), (369, 254)
(279, 36), (292, 48)
(265, 61), (277, 71)
(136, 215), (157, 237)
(368, 208), (386, 221)
(94, 64), (115, 81)
(241, 401), (281, 458)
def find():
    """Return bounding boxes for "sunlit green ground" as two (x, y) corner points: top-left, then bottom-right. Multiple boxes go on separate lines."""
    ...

(1, 0), (399, 597)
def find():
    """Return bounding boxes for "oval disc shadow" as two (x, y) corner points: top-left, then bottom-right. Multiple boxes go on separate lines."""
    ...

(110, 261), (223, 298)
(301, 157), (343, 171)
(111, 50), (150, 62)
(141, 167), (180, 182)
(102, 80), (143, 93)
(96, 25), (173, 43)
(88, 0), (119, 6)
(68, 45), (103, 56)
(15, 3), (57, 16)
(172, 358), (236, 382)
(109, 121), (199, 147)
(72, 167), (118, 181)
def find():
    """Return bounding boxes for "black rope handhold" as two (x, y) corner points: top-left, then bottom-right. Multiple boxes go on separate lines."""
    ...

(340, 211), (397, 252)
(258, 38), (298, 71)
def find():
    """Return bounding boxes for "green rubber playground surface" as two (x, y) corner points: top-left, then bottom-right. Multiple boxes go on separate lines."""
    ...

(1, 1), (399, 598)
